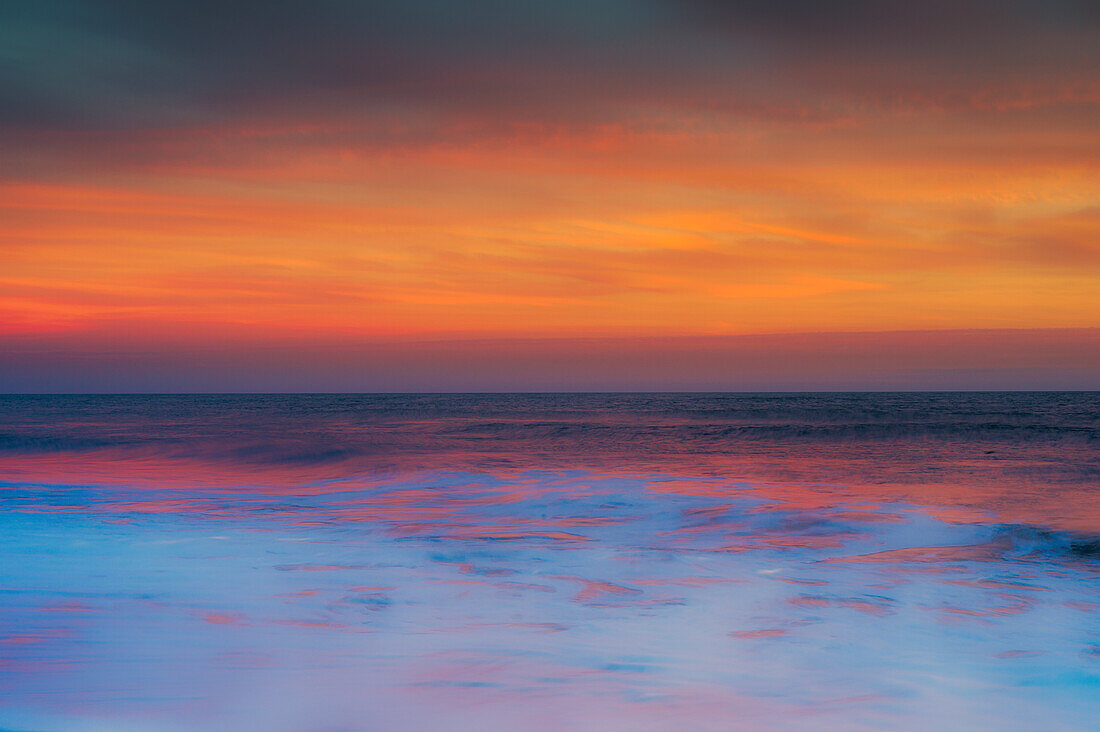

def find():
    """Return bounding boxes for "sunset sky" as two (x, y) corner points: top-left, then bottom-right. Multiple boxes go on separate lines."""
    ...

(2, 1), (1098, 391)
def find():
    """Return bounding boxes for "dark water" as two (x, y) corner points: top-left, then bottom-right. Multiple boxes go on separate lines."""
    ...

(0, 394), (1097, 730)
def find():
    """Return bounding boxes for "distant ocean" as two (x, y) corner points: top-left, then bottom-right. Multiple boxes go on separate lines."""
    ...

(1, 393), (1097, 730)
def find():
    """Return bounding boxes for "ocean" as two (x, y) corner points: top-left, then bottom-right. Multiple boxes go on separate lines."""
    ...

(0, 393), (1097, 730)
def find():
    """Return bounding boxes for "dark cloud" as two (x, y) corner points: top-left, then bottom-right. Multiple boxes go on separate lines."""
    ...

(1, 0), (1095, 134)
(0, 1), (667, 130)
(678, 0), (1100, 43)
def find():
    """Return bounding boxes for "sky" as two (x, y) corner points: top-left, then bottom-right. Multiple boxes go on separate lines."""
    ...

(1, 0), (1098, 391)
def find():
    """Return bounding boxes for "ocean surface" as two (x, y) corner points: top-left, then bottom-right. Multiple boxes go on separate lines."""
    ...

(0, 393), (1097, 731)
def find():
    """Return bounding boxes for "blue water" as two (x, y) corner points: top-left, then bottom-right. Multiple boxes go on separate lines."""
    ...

(0, 394), (1097, 730)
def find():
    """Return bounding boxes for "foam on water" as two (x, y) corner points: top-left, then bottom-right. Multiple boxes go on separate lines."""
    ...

(0, 394), (1097, 730)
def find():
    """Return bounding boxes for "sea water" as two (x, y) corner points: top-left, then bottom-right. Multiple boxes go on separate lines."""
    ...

(0, 393), (1097, 730)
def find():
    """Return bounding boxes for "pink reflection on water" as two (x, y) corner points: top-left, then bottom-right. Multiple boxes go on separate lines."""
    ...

(0, 394), (1097, 730)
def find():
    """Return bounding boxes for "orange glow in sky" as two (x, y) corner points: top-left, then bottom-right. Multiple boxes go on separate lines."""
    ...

(2, 1), (1097, 390)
